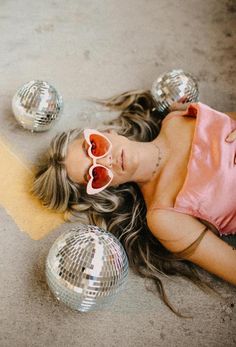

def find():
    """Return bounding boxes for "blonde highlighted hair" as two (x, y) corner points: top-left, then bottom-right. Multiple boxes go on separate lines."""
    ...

(32, 90), (219, 318)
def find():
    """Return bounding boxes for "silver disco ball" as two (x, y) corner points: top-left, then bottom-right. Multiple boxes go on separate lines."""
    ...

(45, 224), (129, 312)
(151, 69), (199, 115)
(12, 80), (63, 132)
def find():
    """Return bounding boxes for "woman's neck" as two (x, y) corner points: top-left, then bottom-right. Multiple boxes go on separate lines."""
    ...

(132, 134), (169, 187)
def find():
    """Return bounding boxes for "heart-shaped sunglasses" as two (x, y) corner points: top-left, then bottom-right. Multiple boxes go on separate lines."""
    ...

(83, 129), (113, 195)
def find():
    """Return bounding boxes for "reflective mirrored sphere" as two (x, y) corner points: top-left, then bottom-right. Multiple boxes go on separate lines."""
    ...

(12, 80), (63, 132)
(45, 224), (129, 312)
(151, 69), (199, 115)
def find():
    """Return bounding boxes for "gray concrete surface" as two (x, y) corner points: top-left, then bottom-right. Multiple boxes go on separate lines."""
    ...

(0, 0), (236, 346)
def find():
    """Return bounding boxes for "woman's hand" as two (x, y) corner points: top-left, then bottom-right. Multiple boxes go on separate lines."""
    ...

(169, 96), (191, 112)
(225, 129), (236, 143)
(224, 112), (236, 143)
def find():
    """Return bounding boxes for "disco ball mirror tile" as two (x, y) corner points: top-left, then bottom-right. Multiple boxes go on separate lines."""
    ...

(151, 69), (199, 115)
(45, 224), (129, 312)
(12, 80), (63, 132)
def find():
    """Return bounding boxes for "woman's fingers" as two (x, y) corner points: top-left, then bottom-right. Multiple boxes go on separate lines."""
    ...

(225, 129), (236, 143)
(169, 102), (190, 111)
(169, 95), (191, 112)
(178, 95), (189, 103)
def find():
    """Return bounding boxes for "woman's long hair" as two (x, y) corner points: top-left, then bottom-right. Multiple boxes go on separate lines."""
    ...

(32, 89), (220, 318)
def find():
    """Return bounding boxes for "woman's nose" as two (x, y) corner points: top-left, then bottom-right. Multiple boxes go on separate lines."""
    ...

(96, 154), (113, 168)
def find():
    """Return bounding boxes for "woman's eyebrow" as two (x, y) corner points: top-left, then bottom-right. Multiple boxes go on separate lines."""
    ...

(82, 140), (89, 157)
(81, 140), (90, 184)
(83, 173), (89, 183)
(82, 140), (86, 153)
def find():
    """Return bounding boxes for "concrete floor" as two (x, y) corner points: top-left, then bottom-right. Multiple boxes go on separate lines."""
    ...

(0, 0), (236, 346)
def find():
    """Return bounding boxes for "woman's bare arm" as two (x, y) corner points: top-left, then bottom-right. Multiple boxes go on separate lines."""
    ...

(147, 209), (236, 286)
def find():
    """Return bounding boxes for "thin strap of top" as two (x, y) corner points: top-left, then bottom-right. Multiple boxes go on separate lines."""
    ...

(172, 226), (208, 259)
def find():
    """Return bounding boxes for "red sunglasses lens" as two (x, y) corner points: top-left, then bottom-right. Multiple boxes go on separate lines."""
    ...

(91, 166), (111, 189)
(89, 134), (110, 157)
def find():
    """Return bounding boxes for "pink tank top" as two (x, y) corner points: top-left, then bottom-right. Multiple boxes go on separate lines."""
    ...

(152, 102), (236, 236)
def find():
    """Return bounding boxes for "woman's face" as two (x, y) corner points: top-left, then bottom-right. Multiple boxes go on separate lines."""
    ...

(64, 130), (139, 191)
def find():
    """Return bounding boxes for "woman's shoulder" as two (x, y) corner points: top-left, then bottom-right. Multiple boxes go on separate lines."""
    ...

(160, 109), (196, 151)
(162, 110), (187, 127)
(160, 110), (196, 143)
(162, 106), (197, 126)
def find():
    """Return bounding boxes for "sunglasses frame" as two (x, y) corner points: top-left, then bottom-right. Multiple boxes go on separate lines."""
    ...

(83, 129), (113, 195)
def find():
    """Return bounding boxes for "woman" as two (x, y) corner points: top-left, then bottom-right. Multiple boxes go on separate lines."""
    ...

(32, 90), (236, 317)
